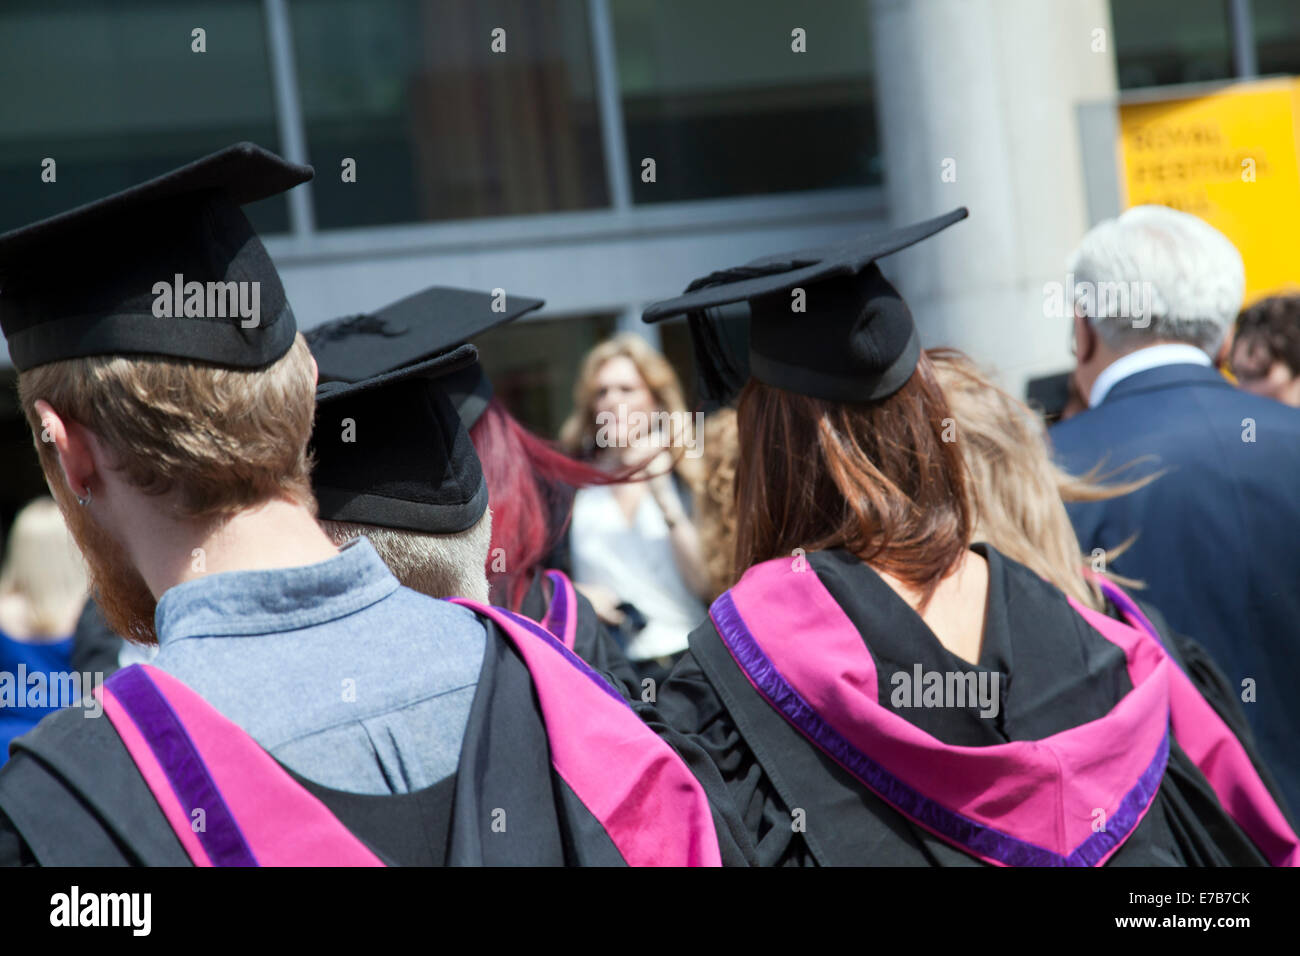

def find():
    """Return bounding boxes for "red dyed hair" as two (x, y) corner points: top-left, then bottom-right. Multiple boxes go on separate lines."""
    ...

(470, 398), (619, 610)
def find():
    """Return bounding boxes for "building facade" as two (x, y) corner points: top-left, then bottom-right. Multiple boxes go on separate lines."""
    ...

(1, 0), (1297, 472)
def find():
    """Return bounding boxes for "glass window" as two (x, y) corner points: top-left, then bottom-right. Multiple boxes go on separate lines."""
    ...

(290, 0), (609, 229)
(0, 0), (286, 234)
(473, 312), (617, 437)
(1113, 0), (1234, 90)
(1253, 0), (1300, 76)
(610, 0), (881, 204)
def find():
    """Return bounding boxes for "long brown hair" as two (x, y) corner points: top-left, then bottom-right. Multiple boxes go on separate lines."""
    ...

(734, 352), (969, 609)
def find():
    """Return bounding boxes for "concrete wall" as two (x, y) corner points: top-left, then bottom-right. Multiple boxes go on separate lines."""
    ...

(868, 0), (1118, 391)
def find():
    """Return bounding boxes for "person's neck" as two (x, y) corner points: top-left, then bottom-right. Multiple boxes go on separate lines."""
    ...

(1076, 338), (1192, 406)
(118, 497), (341, 600)
(1280, 374), (1300, 408)
(878, 549), (989, 666)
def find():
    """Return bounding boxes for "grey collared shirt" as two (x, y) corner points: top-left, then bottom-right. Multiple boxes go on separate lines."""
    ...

(150, 537), (485, 795)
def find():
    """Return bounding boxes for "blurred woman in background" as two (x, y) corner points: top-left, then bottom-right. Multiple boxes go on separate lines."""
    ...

(0, 498), (89, 763)
(560, 334), (711, 684)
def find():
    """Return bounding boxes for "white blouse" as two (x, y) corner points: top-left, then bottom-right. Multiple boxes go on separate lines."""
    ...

(569, 482), (707, 661)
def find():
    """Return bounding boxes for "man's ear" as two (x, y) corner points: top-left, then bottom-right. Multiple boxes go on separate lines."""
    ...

(1073, 310), (1097, 365)
(1214, 327), (1235, 370)
(33, 400), (98, 500)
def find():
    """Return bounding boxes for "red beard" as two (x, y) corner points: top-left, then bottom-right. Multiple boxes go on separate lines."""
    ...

(51, 480), (158, 645)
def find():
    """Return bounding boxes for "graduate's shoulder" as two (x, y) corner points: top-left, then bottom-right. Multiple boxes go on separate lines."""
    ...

(5, 696), (117, 768)
(383, 585), (489, 636)
(0, 704), (187, 865)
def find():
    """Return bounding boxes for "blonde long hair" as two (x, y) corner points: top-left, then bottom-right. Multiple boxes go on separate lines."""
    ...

(929, 348), (1157, 610)
(693, 408), (740, 601)
(0, 498), (89, 638)
(558, 333), (702, 485)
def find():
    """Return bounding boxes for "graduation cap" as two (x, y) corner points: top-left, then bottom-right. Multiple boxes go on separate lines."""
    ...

(642, 208), (969, 404)
(0, 142), (312, 372)
(311, 344), (488, 534)
(306, 285), (544, 428)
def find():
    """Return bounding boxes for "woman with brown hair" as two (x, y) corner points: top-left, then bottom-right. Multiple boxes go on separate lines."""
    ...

(635, 209), (1298, 867)
(559, 334), (712, 683)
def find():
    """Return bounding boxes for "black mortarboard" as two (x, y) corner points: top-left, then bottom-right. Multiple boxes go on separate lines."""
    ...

(310, 344), (488, 534)
(306, 285), (544, 428)
(0, 142), (312, 372)
(642, 208), (969, 404)
(441, 361), (496, 430)
(307, 286), (544, 383)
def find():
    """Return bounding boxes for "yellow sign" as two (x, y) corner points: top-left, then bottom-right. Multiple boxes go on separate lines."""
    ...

(1118, 77), (1300, 302)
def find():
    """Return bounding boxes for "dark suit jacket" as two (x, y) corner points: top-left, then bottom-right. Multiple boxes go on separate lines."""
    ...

(1051, 362), (1300, 816)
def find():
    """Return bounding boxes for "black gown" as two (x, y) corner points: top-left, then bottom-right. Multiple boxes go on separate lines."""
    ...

(69, 599), (124, 678)
(635, 545), (1295, 866)
(517, 569), (639, 693)
(0, 611), (716, 867)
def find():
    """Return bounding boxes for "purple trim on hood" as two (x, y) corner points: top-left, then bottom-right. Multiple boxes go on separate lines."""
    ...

(105, 665), (258, 866)
(711, 590), (1169, 866)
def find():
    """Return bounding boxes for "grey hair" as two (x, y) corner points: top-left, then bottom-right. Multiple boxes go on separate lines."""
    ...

(320, 509), (492, 603)
(1068, 204), (1244, 355)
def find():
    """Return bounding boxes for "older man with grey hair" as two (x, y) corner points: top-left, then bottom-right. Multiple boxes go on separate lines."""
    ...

(1052, 204), (1300, 818)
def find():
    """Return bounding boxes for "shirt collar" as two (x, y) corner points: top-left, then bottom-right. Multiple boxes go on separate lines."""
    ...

(1089, 343), (1212, 408)
(154, 536), (400, 644)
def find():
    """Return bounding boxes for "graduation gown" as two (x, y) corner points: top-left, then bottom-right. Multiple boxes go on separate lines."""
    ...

(1096, 578), (1296, 827)
(517, 568), (640, 694)
(637, 545), (1299, 867)
(0, 601), (722, 867)
(69, 599), (125, 678)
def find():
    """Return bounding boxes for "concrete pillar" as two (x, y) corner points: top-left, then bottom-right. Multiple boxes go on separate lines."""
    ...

(867, 0), (1117, 392)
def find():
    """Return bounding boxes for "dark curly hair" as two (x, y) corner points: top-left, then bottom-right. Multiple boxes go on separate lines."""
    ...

(1233, 295), (1300, 380)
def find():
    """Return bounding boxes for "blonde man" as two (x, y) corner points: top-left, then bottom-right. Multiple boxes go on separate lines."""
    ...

(0, 147), (727, 868)
(309, 342), (494, 606)
(0, 146), (493, 865)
